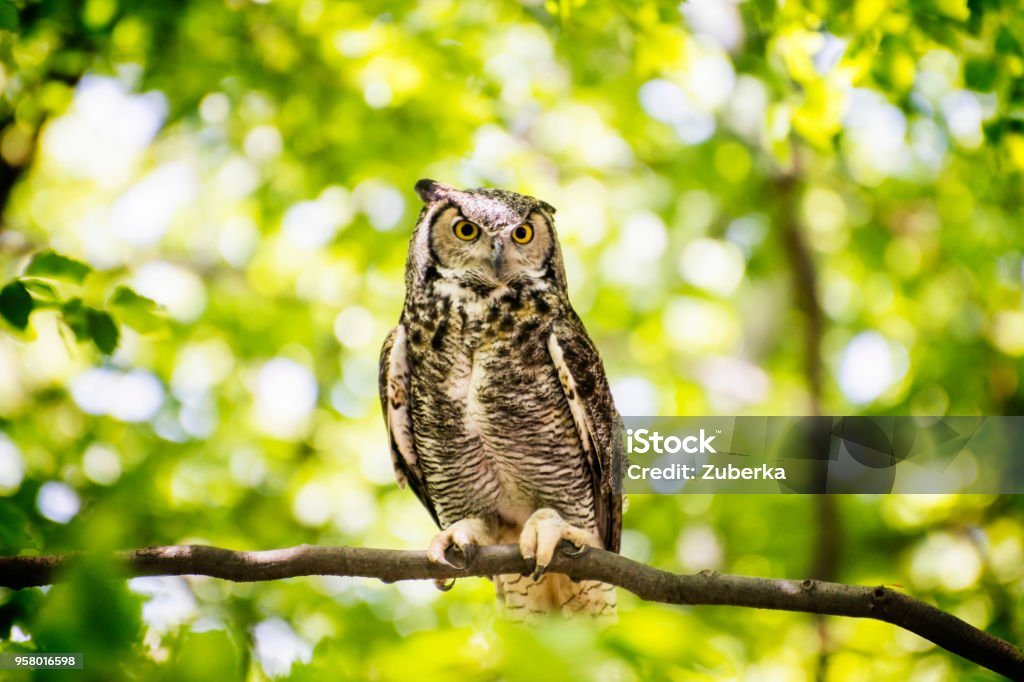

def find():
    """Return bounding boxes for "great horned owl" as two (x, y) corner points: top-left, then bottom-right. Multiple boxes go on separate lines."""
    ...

(379, 179), (623, 621)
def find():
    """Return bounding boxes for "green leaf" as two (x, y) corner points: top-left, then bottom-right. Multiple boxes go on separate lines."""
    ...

(109, 286), (152, 308)
(996, 27), (1022, 56)
(0, 1), (19, 33)
(87, 309), (119, 354)
(24, 250), (92, 284)
(928, 0), (969, 21)
(20, 279), (60, 304)
(60, 298), (90, 342)
(0, 281), (33, 330)
(61, 299), (120, 353)
(0, 501), (35, 554)
(0, 588), (43, 639)
(964, 58), (997, 91)
(109, 286), (167, 333)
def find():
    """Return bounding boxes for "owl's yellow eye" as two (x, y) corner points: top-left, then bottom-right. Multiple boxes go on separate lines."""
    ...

(511, 223), (533, 244)
(453, 220), (480, 241)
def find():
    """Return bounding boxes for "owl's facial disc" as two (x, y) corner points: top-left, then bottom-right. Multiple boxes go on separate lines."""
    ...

(427, 207), (551, 289)
(417, 181), (557, 292)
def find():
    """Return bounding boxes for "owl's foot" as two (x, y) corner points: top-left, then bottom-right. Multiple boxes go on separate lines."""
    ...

(519, 508), (601, 580)
(427, 517), (490, 572)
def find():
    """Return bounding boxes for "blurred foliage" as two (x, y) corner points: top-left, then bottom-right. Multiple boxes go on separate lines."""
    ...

(0, 249), (164, 354)
(0, 0), (1022, 680)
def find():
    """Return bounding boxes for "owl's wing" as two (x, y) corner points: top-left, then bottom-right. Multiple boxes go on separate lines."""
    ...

(379, 325), (441, 528)
(547, 313), (624, 553)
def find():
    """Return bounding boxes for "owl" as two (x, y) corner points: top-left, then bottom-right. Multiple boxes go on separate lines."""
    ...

(379, 179), (624, 621)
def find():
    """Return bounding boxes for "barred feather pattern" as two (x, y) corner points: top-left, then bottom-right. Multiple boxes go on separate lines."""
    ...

(497, 573), (617, 623)
(404, 287), (596, 530)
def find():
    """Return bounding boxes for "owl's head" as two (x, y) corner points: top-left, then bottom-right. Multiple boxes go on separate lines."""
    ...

(407, 179), (565, 294)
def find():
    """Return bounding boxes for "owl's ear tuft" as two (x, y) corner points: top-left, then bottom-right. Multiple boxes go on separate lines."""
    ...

(538, 200), (557, 215)
(415, 179), (454, 203)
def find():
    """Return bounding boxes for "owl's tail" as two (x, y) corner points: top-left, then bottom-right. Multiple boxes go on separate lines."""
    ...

(496, 572), (617, 623)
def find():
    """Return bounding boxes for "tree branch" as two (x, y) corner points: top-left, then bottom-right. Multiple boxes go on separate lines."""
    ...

(1, 543), (1021, 678)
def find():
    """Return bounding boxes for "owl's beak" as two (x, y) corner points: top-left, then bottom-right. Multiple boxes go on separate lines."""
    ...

(491, 239), (506, 278)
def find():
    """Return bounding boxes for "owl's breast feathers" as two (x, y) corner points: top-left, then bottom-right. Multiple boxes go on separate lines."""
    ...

(381, 276), (622, 553)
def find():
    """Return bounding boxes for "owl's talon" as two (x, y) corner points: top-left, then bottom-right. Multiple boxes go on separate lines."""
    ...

(434, 554), (458, 570)
(434, 577), (456, 592)
(562, 542), (588, 558)
(519, 508), (601, 576)
(427, 518), (489, 571)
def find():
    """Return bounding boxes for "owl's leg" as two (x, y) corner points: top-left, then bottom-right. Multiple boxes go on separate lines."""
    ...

(427, 517), (492, 571)
(519, 508), (601, 579)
